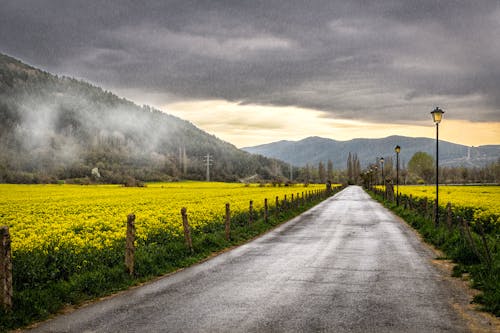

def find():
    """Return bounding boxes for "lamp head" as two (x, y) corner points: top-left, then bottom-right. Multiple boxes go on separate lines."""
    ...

(431, 107), (445, 124)
(395, 145), (401, 154)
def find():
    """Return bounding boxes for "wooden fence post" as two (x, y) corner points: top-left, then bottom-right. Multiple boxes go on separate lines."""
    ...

(476, 222), (493, 268)
(0, 226), (12, 311)
(264, 198), (268, 223)
(275, 196), (279, 217)
(181, 208), (193, 253)
(460, 217), (482, 262)
(225, 203), (231, 241)
(386, 182), (394, 202)
(446, 202), (452, 231)
(291, 194), (294, 208)
(249, 200), (254, 225)
(125, 214), (135, 276)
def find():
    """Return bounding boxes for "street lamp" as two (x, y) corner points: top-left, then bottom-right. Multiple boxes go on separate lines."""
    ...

(395, 145), (401, 205)
(431, 107), (444, 225)
(369, 168), (373, 189)
(379, 157), (385, 186)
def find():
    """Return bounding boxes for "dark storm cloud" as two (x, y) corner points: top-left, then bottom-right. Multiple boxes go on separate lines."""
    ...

(1, 0), (499, 123)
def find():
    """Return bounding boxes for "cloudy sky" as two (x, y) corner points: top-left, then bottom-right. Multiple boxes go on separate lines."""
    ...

(1, 0), (499, 147)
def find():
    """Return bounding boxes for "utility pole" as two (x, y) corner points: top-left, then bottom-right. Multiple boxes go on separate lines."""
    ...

(182, 147), (187, 175)
(178, 147), (182, 172)
(289, 163), (293, 181)
(204, 153), (213, 182)
(179, 146), (187, 176)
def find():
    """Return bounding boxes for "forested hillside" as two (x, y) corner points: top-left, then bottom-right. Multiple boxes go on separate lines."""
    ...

(0, 53), (288, 183)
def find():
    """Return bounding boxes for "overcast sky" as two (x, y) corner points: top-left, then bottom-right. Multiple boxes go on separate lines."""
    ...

(1, 0), (499, 147)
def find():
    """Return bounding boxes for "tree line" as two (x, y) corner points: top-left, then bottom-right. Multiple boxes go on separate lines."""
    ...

(361, 151), (499, 186)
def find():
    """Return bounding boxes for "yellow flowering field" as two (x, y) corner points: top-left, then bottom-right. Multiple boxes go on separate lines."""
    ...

(0, 182), (329, 253)
(397, 185), (500, 215)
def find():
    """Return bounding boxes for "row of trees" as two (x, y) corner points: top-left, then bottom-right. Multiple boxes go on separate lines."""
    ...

(3, 143), (497, 185)
(362, 151), (500, 185)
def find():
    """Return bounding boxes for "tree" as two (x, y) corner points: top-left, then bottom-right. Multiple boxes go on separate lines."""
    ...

(302, 164), (311, 184)
(327, 159), (333, 181)
(346, 152), (360, 184)
(347, 152), (353, 182)
(408, 152), (434, 183)
(353, 154), (360, 183)
(318, 161), (326, 183)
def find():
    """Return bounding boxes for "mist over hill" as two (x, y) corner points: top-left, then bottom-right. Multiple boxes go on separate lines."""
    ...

(0, 53), (288, 183)
(242, 136), (500, 169)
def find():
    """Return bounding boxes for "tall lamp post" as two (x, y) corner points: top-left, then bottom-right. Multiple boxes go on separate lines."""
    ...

(395, 145), (401, 205)
(380, 157), (385, 186)
(431, 107), (444, 225)
(369, 168), (373, 189)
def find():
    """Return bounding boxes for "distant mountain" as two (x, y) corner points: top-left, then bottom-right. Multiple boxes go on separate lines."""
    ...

(242, 136), (500, 169)
(0, 53), (288, 183)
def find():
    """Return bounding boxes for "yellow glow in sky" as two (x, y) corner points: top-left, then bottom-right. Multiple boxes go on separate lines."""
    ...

(163, 100), (500, 148)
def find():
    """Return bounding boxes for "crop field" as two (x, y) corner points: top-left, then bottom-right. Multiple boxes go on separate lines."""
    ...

(397, 185), (500, 222)
(0, 182), (329, 253)
(0, 181), (337, 329)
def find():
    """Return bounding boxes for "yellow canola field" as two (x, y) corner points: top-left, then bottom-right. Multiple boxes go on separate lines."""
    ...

(0, 182), (329, 253)
(397, 185), (500, 220)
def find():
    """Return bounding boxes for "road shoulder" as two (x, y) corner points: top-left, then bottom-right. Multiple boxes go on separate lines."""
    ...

(383, 205), (500, 333)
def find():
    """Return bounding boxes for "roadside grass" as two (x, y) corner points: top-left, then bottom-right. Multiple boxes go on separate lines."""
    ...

(368, 189), (499, 317)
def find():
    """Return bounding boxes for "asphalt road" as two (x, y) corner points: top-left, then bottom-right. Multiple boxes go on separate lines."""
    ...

(28, 186), (471, 333)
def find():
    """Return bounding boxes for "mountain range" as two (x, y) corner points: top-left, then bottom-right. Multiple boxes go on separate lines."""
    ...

(242, 136), (500, 169)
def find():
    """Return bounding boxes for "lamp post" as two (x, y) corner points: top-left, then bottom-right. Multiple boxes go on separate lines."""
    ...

(369, 168), (373, 189)
(431, 107), (444, 225)
(395, 145), (401, 205)
(380, 157), (385, 186)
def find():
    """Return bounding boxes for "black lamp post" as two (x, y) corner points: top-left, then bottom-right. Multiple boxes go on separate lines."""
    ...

(431, 107), (444, 225)
(395, 145), (401, 205)
(380, 157), (385, 186)
(369, 168), (373, 189)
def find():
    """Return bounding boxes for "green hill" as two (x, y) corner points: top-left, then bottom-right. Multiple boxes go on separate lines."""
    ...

(0, 53), (287, 183)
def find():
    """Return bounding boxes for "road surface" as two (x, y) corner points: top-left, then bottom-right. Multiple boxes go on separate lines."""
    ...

(29, 186), (472, 332)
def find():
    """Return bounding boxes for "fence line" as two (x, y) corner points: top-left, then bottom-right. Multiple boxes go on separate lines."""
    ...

(369, 186), (496, 269)
(1, 185), (345, 309)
